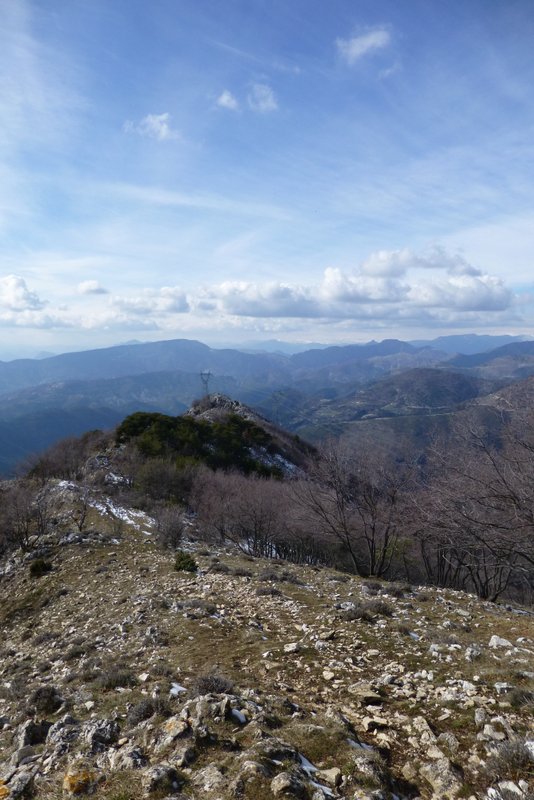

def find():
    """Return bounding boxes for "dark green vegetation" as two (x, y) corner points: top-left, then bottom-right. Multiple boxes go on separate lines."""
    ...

(174, 550), (198, 573)
(116, 410), (286, 477)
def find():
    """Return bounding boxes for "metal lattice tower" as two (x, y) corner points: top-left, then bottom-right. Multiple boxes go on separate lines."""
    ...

(200, 370), (212, 397)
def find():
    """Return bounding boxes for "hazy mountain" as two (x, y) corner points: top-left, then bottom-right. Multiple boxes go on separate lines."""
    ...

(0, 339), (289, 396)
(1, 335), (533, 476)
(409, 333), (529, 354)
(447, 340), (534, 380)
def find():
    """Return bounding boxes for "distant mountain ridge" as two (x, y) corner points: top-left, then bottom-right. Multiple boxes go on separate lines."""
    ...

(1, 334), (534, 475)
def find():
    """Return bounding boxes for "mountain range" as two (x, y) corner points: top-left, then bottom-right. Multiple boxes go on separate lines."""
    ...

(1, 333), (534, 474)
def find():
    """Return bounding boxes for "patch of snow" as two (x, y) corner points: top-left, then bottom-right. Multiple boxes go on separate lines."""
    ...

(298, 754), (317, 773)
(88, 497), (154, 531)
(169, 683), (187, 697)
(231, 709), (247, 724)
(347, 737), (375, 751)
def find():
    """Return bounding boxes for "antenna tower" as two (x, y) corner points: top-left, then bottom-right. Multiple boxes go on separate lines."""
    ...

(200, 370), (212, 397)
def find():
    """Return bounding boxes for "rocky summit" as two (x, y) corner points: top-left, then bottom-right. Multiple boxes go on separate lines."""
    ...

(0, 480), (533, 800)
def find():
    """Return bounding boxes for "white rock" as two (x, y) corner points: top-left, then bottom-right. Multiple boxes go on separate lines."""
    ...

(489, 635), (513, 649)
(284, 642), (301, 654)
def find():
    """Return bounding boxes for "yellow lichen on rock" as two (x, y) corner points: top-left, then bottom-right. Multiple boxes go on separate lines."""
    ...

(0, 781), (10, 799)
(62, 769), (98, 795)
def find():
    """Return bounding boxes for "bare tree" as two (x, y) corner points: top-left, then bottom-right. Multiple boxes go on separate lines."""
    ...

(0, 481), (54, 552)
(293, 440), (410, 578)
(191, 469), (294, 558)
(153, 503), (186, 549)
(417, 412), (534, 601)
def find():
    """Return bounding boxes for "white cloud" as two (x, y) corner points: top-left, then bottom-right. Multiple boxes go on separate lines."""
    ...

(247, 83), (278, 113)
(360, 246), (482, 278)
(210, 281), (320, 317)
(321, 267), (407, 303)
(0, 274), (45, 310)
(196, 246), (513, 320)
(409, 274), (512, 311)
(78, 280), (108, 295)
(217, 90), (239, 111)
(123, 112), (181, 141)
(0, 248), (518, 338)
(336, 29), (391, 65)
(112, 286), (190, 315)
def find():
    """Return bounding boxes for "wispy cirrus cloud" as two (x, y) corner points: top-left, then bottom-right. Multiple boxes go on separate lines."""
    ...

(336, 29), (391, 65)
(123, 112), (181, 141)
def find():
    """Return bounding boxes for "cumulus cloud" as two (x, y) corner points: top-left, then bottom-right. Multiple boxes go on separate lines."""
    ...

(123, 112), (181, 141)
(217, 90), (239, 110)
(247, 83), (278, 113)
(78, 280), (108, 295)
(336, 29), (391, 65)
(211, 281), (319, 317)
(409, 274), (512, 311)
(360, 246), (482, 278)
(112, 286), (190, 315)
(321, 267), (407, 303)
(195, 247), (513, 321)
(0, 274), (45, 310)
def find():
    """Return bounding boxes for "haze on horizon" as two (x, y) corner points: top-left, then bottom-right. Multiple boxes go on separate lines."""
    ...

(1, 0), (534, 360)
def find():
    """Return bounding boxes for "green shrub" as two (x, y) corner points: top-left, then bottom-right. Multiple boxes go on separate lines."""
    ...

(174, 550), (198, 573)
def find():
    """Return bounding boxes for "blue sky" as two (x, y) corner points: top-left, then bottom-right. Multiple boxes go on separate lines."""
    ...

(1, 0), (534, 357)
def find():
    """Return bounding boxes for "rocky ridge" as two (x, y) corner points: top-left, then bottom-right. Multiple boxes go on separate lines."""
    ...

(0, 479), (533, 799)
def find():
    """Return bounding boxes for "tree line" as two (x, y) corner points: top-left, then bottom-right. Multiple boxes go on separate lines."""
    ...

(1, 408), (533, 605)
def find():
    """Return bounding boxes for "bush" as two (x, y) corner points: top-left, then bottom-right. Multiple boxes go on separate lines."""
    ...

(174, 550), (198, 573)
(484, 738), (534, 782)
(178, 598), (217, 616)
(232, 567), (253, 578)
(127, 697), (172, 726)
(190, 672), (234, 697)
(95, 667), (137, 690)
(28, 685), (63, 714)
(507, 688), (534, 709)
(256, 587), (283, 597)
(210, 562), (230, 574)
(154, 504), (186, 549)
(29, 559), (52, 578)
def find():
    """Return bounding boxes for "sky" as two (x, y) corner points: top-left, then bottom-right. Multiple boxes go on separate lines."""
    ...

(1, 0), (534, 359)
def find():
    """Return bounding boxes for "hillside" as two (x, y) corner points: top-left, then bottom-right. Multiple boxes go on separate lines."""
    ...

(0, 479), (532, 800)
(1, 336), (534, 477)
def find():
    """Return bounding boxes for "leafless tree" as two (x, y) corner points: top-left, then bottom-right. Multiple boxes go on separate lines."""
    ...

(191, 469), (296, 558)
(153, 503), (186, 549)
(0, 481), (54, 552)
(293, 440), (411, 578)
(417, 412), (534, 601)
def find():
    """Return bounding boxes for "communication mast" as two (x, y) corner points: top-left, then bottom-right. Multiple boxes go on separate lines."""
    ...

(200, 370), (212, 397)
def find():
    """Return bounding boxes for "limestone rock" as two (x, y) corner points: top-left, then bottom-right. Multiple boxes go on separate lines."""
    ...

(489, 635), (513, 649)
(82, 719), (120, 753)
(419, 757), (462, 799)
(142, 765), (182, 794)
(271, 770), (307, 797)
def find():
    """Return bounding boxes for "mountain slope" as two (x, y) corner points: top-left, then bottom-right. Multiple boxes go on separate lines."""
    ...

(0, 486), (532, 799)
